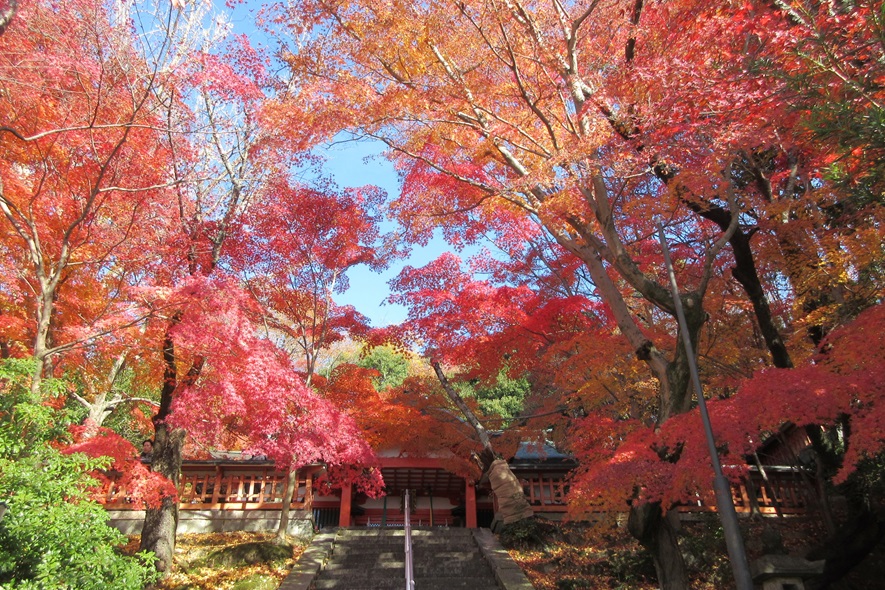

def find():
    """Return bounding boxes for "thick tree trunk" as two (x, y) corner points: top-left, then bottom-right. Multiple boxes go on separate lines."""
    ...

(140, 324), (201, 573)
(139, 421), (185, 572)
(140, 496), (179, 572)
(629, 503), (689, 590)
(432, 361), (534, 524)
(806, 509), (885, 590)
(0, 1), (17, 36)
(487, 459), (534, 524)
(550, 233), (694, 588)
(662, 291), (706, 421)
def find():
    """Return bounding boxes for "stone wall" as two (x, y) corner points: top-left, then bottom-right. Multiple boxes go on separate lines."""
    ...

(108, 509), (314, 541)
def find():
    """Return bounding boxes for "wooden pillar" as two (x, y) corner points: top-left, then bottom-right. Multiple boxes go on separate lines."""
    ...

(212, 465), (222, 504)
(465, 480), (477, 529)
(339, 483), (353, 527)
(304, 473), (313, 508)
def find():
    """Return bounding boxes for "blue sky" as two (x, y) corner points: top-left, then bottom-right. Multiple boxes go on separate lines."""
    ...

(318, 139), (456, 327)
(225, 2), (456, 327)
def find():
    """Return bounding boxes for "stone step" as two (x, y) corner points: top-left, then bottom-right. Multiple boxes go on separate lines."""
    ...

(333, 543), (472, 552)
(319, 570), (496, 581)
(332, 545), (481, 555)
(323, 560), (406, 568)
(313, 576), (499, 589)
(332, 551), (481, 559)
(338, 531), (473, 539)
(324, 563), (491, 576)
(283, 526), (525, 590)
(335, 537), (474, 547)
(328, 553), (485, 568)
(335, 537), (473, 545)
(323, 557), (491, 571)
(334, 544), (479, 553)
(330, 548), (405, 556)
(340, 527), (473, 534)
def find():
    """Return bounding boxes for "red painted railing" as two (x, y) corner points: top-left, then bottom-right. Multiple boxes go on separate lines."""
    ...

(524, 475), (567, 510)
(501, 468), (811, 516)
(100, 463), (812, 520)
(677, 467), (810, 516)
(101, 463), (313, 511)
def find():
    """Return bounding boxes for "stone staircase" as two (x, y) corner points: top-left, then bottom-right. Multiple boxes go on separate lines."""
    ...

(314, 527), (499, 589)
(281, 526), (537, 590)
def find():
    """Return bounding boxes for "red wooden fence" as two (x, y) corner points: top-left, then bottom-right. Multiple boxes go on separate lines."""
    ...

(101, 463), (313, 511)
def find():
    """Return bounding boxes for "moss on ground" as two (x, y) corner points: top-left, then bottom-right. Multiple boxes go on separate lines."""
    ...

(124, 532), (305, 590)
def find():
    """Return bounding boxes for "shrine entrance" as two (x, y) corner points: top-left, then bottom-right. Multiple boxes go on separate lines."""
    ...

(338, 458), (478, 528)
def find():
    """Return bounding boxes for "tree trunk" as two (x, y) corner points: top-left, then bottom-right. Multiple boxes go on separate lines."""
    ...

(276, 469), (297, 543)
(140, 324), (201, 572)
(628, 503), (689, 590)
(549, 234), (694, 589)
(0, 0), (17, 36)
(29, 289), (55, 395)
(139, 421), (185, 572)
(432, 361), (534, 523)
(662, 291), (706, 420)
(806, 509), (885, 590)
(487, 459), (534, 524)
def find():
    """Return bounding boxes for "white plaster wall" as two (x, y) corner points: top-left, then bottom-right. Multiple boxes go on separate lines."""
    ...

(107, 509), (314, 540)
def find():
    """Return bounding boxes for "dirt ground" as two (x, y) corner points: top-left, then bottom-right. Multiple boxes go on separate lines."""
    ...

(503, 515), (883, 590)
(122, 515), (883, 590)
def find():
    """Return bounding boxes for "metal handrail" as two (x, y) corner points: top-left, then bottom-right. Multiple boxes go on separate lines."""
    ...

(404, 489), (415, 589)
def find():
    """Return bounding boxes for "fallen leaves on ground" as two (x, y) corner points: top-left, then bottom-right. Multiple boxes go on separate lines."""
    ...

(123, 532), (306, 590)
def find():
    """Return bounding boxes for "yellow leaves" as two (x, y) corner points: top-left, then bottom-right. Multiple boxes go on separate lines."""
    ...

(147, 533), (303, 590)
(505, 521), (659, 590)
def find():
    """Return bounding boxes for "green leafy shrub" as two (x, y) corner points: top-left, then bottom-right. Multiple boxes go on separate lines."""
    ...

(0, 359), (159, 589)
(605, 547), (656, 587)
(498, 518), (558, 549)
(677, 516), (730, 587)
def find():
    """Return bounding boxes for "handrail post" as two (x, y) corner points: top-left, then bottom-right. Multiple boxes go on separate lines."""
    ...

(404, 489), (415, 589)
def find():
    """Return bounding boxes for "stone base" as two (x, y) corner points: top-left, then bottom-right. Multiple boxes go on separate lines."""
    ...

(107, 509), (314, 541)
(751, 554), (825, 590)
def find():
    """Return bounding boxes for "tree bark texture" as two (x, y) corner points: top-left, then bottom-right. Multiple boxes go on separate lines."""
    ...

(551, 227), (694, 586)
(806, 510), (885, 590)
(276, 469), (297, 542)
(628, 503), (690, 590)
(0, 1), (17, 36)
(488, 459), (535, 525)
(432, 362), (534, 524)
(140, 324), (200, 572)
(663, 292), (707, 421)
(139, 421), (185, 572)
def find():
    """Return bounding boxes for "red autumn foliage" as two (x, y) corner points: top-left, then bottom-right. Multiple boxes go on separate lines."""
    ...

(146, 275), (383, 496)
(64, 422), (177, 509)
(568, 303), (885, 513)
